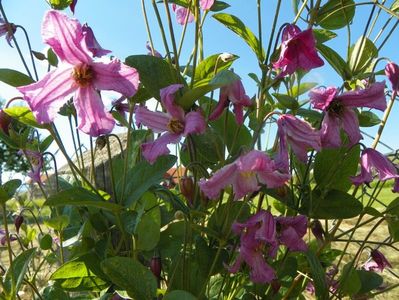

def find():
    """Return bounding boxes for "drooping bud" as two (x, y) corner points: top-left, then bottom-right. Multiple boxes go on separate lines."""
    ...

(385, 62), (399, 93)
(14, 215), (24, 234)
(180, 176), (195, 206)
(0, 109), (11, 135)
(150, 255), (162, 280)
(370, 249), (392, 271)
(96, 135), (107, 150)
(310, 219), (325, 241)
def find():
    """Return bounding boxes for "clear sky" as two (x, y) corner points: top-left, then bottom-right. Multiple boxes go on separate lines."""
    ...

(1, 0), (399, 180)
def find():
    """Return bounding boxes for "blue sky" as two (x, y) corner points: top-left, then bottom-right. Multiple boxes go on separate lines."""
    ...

(1, 0), (399, 173)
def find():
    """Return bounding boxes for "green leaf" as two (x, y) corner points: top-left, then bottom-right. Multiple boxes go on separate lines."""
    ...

(119, 155), (177, 208)
(303, 189), (363, 219)
(193, 53), (238, 88)
(356, 270), (383, 294)
(386, 197), (399, 241)
(49, 0), (72, 9)
(290, 82), (318, 97)
(272, 93), (299, 110)
(0, 69), (34, 87)
(136, 194), (161, 251)
(316, 0), (355, 30)
(349, 36), (378, 75)
(42, 285), (70, 300)
(101, 257), (157, 300)
(125, 55), (184, 100)
(305, 250), (329, 300)
(314, 145), (360, 192)
(213, 13), (264, 61)
(44, 215), (70, 231)
(313, 29), (337, 44)
(211, 1), (230, 12)
(44, 187), (122, 212)
(39, 233), (53, 250)
(47, 48), (58, 67)
(4, 106), (45, 129)
(163, 290), (196, 300)
(391, 0), (399, 12)
(358, 111), (381, 127)
(3, 248), (36, 299)
(39, 135), (54, 152)
(2, 179), (22, 199)
(317, 44), (351, 79)
(339, 263), (361, 295)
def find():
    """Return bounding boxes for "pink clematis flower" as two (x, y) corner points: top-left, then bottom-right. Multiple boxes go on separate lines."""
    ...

(20, 150), (43, 184)
(276, 215), (308, 252)
(228, 210), (277, 284)
(385, 62), (399, 93)
(0, 15), (17, 47)
(350, 148), (399, 186)
(172, 4), (194, 25)
(309, 83), (386, 148)
(200, 0), (215, 10)
(364, 249), (392, 272)
(273, 24), (324, 77)
(82, 24), (111, 58)
(275, 114), (321, 172)
(199, 150), (290, 200)
(135, 84), (206, 164)
(209, 78), (252, 125)
(17, 11), (139, 137)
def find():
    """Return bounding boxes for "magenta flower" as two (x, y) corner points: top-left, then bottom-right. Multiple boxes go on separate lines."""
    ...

(209, 78), (252, 125)
(172, 4), (194, 25)
(17, 11), (139, 137)
(276, 215), (308, 252)
(199, 150), (290, 200)
(228, 210), (277, 283)
(135, 84), (206, 164)
(393, 178), (399, 193)
(0, 229), (17, 246)
(146, 41), (162, 58)
(275, 114), (321, 172)
(21, 150), (44, 184)
(0, 15), (16, 47)
(385, 62), (399, 93)
(364, 249), (392, 272)
(309, 83), (386, 148)
(273, 24), (324, 77)
(351, 148), (399, 186)
(82, 24), (111, 58)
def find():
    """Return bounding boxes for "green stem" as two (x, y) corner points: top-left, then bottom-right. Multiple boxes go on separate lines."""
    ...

(2, 204), (13, 266)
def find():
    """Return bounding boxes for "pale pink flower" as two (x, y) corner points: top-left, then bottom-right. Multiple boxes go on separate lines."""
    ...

(200, 0), (215, 10)
(20, 150), (43, 184)
(172, 4), (194, 25)
(0, 15), (16, 47)
(135, 84), (206, 164)
(17, 11), (139, 137)
(276, 215), (308, 252)
(385, 62), (399, 93)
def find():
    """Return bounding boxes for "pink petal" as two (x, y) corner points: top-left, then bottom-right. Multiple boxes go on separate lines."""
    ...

(92, 60), (139, 97)
(183, 111), (206, 135)
(199, 163), (237, 199)
(309, 86), (339, 111)
(82, 24), (111, 58)
(141, 132), (181, 164)
(160, 84), (185, 120)
(240, 246), (276, 283)
(257, 169), (290, 189)
(366, 148), (398, 181)
(233, 172), (259, 199)
(351, 153), (373, 186)
(174, 6), (194, 25)
(279, 226), (308, 252)
(238, 150), (272, 172)
(320, 113), (342, 148)
(209, 91), (229, 121)
(74, 87), (115, 136)
(135, 106), (170, 133)
(200, 0), (215, 10)
(386, 62), (399, 93)
(275, 130), (290, 173)
(341, 108), (362, 146)
(17, 67), (75, 124)
(42, 10), (91, 65)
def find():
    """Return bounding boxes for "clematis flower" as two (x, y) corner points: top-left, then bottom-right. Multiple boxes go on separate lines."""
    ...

(309, 82), (386, 148)
(275, 114), (321, 172)
(393, 178), (399, 193)
(0, 229), (17, 246)
(350, 148), (399, 186)
(273, 24), (324, 77)
(0, 15), (17, 47)
(228, 210), (277, 283)
(385, 62), (399, 93)
(17, 11), (139, 137)
(276, 215), (308, 252)
(199, 150), (290, 200)
(21, 150), (44, 184)
(82, 24), (111, 58)
(135, 84), (206, 164)
(172, 4), (194, 25)
(200, 0), (215, 10)
(146, 41), (162, 58)
(209, 78), (252, 125)
(364, 249), (392, 272)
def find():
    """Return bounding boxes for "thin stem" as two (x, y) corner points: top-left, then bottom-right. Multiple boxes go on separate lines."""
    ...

(141, 0), (156, 56)
(190, 0), (200, 88)
(163, 0), (181, 73)
(15, 25), (38, 81)
(106, 135), (117, 203)
(151, 0), (172, 61)
(2, 204), (13, 266)
(372, 92), (397, 148)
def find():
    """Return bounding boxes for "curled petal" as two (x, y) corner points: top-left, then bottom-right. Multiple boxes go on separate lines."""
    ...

(320, 113), (341, 148)
(309, 86), (339, 111)
(135, 106), (170, 133)
(17, 67), (75, 124)
(199, 163), (237, 199)
(386, 62), (399, 93)
(92, 60), (139, 97)
(183, 111), (206, 135)
(42, 10), (91, 65)
(341, 108), (362, 146)
(75, 87), (115, 137)
(141, 132), (181, 164)
(257, 169), (290, 189)
(240, 246), (276, 284)
(160, 84), (185, 120)
(279, 226), (308, 252)
(209, 91), (229, 121)
(82, 24), (111, 58)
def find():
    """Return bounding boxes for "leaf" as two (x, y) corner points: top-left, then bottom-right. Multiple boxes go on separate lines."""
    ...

(136, 194), (161, 251)
(44, 215), (70, 231)
(101, 257), (157, 300)
(339, 263), (361, 295)
(125, 55), (184, 100)
(3, 248), (36, 299)
(290, 82), (318, 97)
(45, 187), (122, 212)
(4, 106), (46, 129)
(391, 0), (399, 12)
(305, 250), (329, 300)
(119, 155), (177, 208)
(386, 197), (399, 241)
(316, 0), (355, 30)
(272, 93), (299, 110)
(0, 69), (34, 87)
(42, 285), (70, 300)
(303, 189), (363, 219)
(358, 110), (381, 127)
(31, 51), (46, 61)
(314, 145), (360, 192)
(317, 44), (351, 79)
(39, 135), (54, 152)
(210, 1), (230, 12)
(213, 13), (264, 61)
(47, 48), (58, 67)
(349, 36), (378, 75)
(2, 179), (22, 199)
(49, 0), (72, 10)
(356, 270), (383, 294)
(313, 29), (337, 44)
(163, 290), (196, 300)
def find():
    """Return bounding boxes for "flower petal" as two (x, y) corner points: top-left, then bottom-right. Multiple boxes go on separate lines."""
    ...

(135, 106), (170, 133)
(141, 132), (181, 164)
(341, 108), (362, 146)
(309, 86), (338, 111)
(183, 111), (206, 135)
(320, 113), (342, 148)
(92, 60), (139, 97)
(200, 0), (215, 10)
(160, 84), (185, 120)
(75, 87), (115, 136)
(199, 162), (237, 199)
(174, 6), (194, 25)
(82, 24), (111, 58)
(233, 172), (259, 199)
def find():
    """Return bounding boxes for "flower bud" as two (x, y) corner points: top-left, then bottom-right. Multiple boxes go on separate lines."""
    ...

(310, 219), (325, 241)
(150, 256), (162, 279)
(0, 109), (11, 135)
(14, 215), (24, 234)
(371, 249), (392, 270)
(219, 52), (235, 62)
(174, 210), (185, 220)
(180, 176), (195, 206)
(385, 62), (399, 93)
(96, 135), (107, 150)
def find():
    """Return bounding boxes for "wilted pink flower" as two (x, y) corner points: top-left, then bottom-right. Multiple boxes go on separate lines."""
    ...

(275, 114), (321, 172)
(309, 83), (386, 148)
(146, 41), (162, 58)
(273, 24), (324, 77)
(70, 0), (78, 14)
(209, 78), (252, 125)
(199, 150), (290, 200)
(111, 96), (130, 123)
(172, 4), (194, 25)
(21, 150), (44, 184)
(82, 24), (111, 58)
(228, 210), (277, 283)
(364, 249), (392, 272)
(0, 229), (17, 246)
(135, 84), (206, 164)
(276, 215), (308, 252)
(17, 11), (139, 137)
(0, 15), (17, 47)
(200, 0), (215, 10)
(351, 148), (399, 186)
(385, 62), (399, 93)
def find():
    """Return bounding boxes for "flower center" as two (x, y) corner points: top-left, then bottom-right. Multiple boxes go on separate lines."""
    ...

(72, 64), (94, 87)
(326, 100), (345, 117)
(167, 118), (185, 134)
(241, 171), (255, 178)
